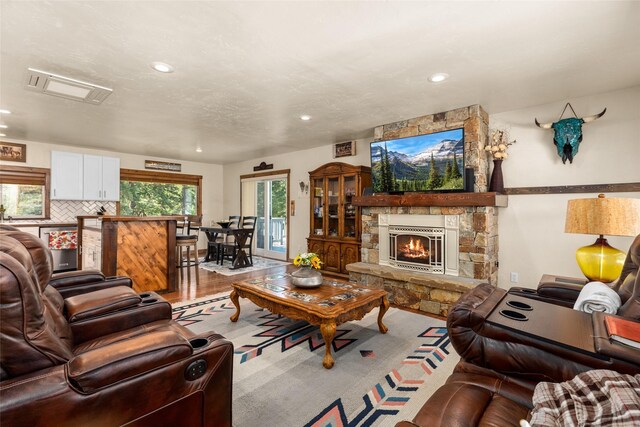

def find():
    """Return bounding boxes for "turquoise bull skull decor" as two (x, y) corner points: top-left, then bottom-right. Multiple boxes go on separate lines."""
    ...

(535, 103), (606, 164)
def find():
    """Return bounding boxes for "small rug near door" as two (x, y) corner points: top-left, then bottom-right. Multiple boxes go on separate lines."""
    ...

(199, 256), (289, 276)
(173, 293), (459, 427)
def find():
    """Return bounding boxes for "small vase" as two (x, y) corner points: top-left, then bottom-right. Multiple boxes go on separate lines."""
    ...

(489, 159), (505, 193)
(291, 266), (323, 288)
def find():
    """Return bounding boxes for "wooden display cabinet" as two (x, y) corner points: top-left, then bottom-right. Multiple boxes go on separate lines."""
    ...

(307, 162), (371, 276)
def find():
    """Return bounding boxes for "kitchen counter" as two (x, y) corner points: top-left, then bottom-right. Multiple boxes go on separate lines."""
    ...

(2, 222), (77, 227)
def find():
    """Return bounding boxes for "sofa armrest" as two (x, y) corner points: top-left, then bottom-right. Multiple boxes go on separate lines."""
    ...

(448, 284), (639, 383)
(70, 293), (172, 344)
(68, 330), (193, 393)
(592, 312), (640, 365)
(65, 287), (142, 322)
(50, 270), (133, 299)
(51, 269), (106, 285)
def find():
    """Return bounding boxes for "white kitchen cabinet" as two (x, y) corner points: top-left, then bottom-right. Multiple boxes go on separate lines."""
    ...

(51, 151), (84, 200)
(100, 156), (120, 201)
(83, 155), (120, 201)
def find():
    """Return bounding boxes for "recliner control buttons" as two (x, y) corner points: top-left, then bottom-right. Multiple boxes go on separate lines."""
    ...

(185, 359), (207, 381)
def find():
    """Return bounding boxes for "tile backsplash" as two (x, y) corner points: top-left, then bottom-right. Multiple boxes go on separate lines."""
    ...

(50, 200), (117, 222)
(17, 200), (118, 224)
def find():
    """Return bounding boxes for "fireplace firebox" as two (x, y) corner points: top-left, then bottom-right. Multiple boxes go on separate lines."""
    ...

(378, 214), (460, 276)
(389, 226), (444, 273)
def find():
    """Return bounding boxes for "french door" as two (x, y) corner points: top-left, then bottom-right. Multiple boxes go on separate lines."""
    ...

(241, 172), (288, 261)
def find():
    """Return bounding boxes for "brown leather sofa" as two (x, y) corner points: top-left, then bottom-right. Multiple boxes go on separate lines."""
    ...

(0, 224), (133, 298)
(509, 234), (640, 319)
(0, 230), (234, 427)
(398, 256), (640, 426)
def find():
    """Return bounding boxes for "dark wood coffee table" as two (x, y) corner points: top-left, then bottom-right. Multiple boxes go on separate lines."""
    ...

(230, 273), (389, 369)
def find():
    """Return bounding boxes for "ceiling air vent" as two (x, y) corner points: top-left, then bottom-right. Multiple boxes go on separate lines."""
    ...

(24, 68), (113, 104)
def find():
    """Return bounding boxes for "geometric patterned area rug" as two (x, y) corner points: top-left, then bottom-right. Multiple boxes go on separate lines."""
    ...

(172, 293), (459, 427)
(198, 255), (289, 276)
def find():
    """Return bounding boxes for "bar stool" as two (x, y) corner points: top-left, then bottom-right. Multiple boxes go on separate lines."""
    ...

(176, 215), (202, 284)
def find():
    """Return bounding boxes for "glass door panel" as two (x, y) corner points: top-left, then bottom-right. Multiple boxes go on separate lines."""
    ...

(312, 177), (324, 236)
(327, 177), (339, 238)
(243, 176), (287, 261)
(343, 175), (357, 239)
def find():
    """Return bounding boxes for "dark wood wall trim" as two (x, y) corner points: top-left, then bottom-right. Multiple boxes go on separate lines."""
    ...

(353, 192), (508, 207)
(504, 182), (640, 195)
(239, 169), (291, 180)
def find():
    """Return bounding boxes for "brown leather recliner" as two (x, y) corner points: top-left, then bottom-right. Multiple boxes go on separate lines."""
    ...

(0, 231), (234, 427)
(0, 225), (134, 298)
(510, 234), (640, 319)
(397, 280), (640, 427)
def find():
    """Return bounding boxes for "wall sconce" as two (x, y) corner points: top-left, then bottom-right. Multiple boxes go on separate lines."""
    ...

(299, 181), (309, 195)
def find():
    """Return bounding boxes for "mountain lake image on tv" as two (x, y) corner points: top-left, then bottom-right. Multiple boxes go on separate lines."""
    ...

(370, 128), (464, 193)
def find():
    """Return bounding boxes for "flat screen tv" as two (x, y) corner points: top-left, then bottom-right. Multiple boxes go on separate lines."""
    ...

(370, 128), (464, 193)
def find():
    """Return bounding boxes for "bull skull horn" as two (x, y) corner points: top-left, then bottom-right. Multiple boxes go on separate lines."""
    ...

(534, 118), (553, 129)
(581, 108), (607, 123)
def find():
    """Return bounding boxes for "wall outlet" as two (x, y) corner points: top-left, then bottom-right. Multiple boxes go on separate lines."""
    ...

(510, 272), (519, 283)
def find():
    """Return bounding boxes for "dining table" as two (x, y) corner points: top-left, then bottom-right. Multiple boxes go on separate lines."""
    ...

(199, 226), (253, 270)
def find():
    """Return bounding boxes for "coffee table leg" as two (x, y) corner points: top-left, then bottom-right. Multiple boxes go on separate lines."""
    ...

(320, 322), (336, 369)
(229, 289), (240, 322)
(377, 296), (389, 334)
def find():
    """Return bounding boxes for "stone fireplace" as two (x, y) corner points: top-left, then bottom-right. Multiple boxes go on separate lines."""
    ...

(347, 105), (506, 316)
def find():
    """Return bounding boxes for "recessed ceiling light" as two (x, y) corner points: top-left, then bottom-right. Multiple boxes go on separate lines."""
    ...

(428, 73), (449, 83)
(0, 109), (11, 114)
(195, 147), (202, 153)
(0, 133), (5, 137)
(151, 62), (174, 73)
(0, 125), (7, 129)
(300, 115), (312, 121)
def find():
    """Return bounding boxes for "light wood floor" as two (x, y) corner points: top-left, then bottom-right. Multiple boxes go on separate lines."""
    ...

(164, 262), (297, 304)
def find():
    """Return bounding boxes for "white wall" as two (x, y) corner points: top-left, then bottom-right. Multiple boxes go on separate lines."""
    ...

(4, 138), (225, 248)
(492, 86), (640, 288)
(222, 139), (371, 257)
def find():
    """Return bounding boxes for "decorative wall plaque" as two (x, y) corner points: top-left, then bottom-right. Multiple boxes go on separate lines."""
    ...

(145, 160), (181, 172)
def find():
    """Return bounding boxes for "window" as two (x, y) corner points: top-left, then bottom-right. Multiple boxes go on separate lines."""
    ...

(118, 169), (202, 216)
(0, 165), (50, 219)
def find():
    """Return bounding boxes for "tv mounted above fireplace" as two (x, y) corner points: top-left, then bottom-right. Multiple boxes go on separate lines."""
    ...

(370, 128), (464, 193)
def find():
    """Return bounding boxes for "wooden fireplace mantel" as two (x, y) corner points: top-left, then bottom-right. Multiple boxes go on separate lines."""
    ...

(352, 192), (508, 208)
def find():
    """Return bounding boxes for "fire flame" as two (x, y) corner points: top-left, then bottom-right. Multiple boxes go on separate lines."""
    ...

(401, 238), (429, 259)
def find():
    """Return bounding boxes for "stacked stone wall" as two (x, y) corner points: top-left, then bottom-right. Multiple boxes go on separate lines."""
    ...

(354, 104), (497, 316)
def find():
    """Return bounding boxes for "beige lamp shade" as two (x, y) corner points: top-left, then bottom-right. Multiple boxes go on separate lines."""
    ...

(565, 194), (640, 237)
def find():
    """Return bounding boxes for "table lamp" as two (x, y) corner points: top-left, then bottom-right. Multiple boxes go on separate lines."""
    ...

(565, 194), (640, 282)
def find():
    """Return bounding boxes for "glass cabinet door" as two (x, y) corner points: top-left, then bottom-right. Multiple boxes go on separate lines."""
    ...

(312, 177), (324, 237)
(327, 176), (340, 238)
(342, 175), (357, 239)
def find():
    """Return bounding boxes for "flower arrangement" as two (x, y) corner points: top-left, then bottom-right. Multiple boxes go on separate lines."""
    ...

(485, 129), (516, 160)
(293, 252), (322, 269)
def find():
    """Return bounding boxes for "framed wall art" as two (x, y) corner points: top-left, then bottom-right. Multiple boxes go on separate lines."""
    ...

(0, 142), (26, 162)
(333, 141), (356, 158)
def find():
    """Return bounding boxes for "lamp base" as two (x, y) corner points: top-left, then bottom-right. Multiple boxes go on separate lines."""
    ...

(575, 237), (626, 283)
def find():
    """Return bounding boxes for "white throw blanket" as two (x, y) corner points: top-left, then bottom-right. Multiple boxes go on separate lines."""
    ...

(573, 281), (621, 314)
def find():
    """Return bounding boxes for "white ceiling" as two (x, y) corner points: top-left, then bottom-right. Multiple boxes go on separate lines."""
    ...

(1, 1), (639, 164)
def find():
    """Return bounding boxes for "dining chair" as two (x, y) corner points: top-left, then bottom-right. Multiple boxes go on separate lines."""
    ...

(176, 215), (202, 284)
(218, 216), (256, 267)
(241, 216), (257, 265)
